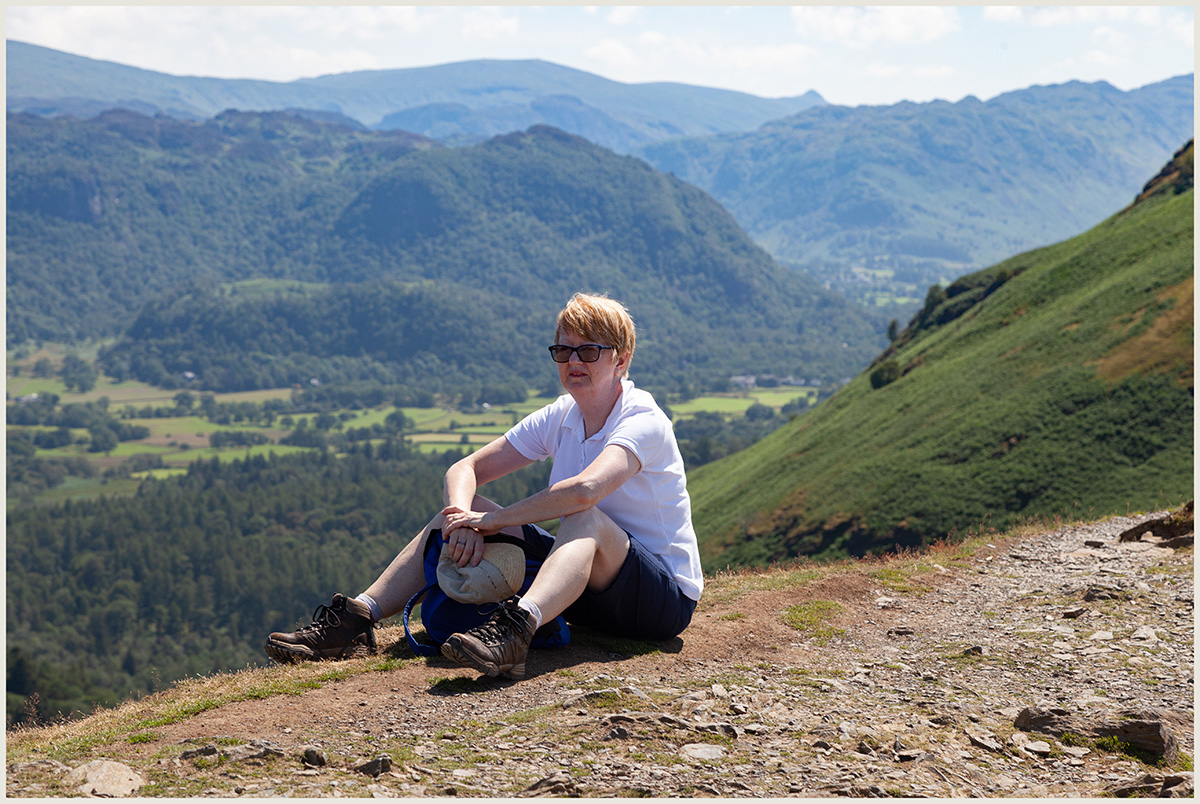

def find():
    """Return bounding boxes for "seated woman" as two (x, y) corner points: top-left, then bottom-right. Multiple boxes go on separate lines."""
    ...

(265, 292), (703, 680)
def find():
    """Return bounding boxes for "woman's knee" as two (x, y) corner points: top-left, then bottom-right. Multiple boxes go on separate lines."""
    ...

(559, 508), (628, 551)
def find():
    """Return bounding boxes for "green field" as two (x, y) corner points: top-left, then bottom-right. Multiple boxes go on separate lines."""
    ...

(9, 359), (820, 506)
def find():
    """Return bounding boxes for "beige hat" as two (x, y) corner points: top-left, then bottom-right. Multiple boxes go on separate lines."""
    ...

(436, 539), (527, 604)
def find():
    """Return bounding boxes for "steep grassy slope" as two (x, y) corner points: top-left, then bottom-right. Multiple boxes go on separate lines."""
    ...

(639, 76), (1193, 289)
(688, 148), (1194, 568)
(6, 40), (823, 152)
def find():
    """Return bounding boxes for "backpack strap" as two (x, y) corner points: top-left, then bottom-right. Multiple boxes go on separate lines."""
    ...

(428, 528), (553, 563)
(402, 582), (442, 657)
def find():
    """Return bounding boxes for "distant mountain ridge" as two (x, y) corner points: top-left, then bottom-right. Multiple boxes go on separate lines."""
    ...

(638, 74), (1194, 307)
(5, 40), (824, 153)
(688, 146), (1194, 565)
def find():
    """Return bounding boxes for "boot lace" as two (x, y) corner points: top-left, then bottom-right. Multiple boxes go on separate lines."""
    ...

(470, 602), (528, 647)
(297, 602), (345, 634)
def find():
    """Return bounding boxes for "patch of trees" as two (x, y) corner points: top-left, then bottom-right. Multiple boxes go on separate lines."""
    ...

(7, 395), (149, 452)
(674, 399), (813, 469)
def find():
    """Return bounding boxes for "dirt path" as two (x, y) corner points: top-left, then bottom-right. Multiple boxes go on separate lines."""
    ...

(8, 510), (1194, 797)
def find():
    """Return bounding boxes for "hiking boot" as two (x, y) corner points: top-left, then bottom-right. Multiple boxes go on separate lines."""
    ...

(264, 594), (376, 663)
(440, 597), (536, 679)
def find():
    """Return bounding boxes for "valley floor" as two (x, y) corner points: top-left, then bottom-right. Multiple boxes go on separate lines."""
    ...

(7, 509), (1193, 798)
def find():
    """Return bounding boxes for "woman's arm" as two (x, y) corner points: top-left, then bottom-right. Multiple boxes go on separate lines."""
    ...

(446, 443), (641, 534)
(443, 436), (534, 511)
(441, 442), (642, 566)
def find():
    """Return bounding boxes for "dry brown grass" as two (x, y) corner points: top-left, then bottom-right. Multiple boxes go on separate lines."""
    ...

(1094, 276), (1193, 386)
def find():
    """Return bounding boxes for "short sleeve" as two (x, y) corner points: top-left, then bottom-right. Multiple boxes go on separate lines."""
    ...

(504, 395), (569, 462)
(605, 407), (667, 469)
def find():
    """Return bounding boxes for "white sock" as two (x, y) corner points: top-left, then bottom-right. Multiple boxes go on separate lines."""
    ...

(355, 593), (382, 622)
(517, 598), (544, 630)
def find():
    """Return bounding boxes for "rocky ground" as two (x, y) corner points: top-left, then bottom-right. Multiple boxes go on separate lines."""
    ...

(8, 508), (1194, 798)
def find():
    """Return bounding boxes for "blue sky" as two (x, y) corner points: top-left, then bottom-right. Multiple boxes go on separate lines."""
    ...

(5, 5), (1194, 107)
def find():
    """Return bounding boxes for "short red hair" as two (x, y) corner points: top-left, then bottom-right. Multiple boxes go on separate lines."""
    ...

(555, 293), (636, 378)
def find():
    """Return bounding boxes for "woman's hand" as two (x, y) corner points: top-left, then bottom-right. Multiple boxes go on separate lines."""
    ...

(440, 506), (499, 567)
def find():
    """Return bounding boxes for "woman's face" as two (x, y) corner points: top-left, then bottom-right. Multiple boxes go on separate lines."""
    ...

(554, 328), (625, 398)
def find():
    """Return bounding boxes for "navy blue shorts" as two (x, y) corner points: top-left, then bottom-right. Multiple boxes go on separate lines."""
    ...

(522, 524), (696, 641)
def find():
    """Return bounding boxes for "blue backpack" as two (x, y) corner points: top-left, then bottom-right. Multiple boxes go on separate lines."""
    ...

(402, 528), (571, 656)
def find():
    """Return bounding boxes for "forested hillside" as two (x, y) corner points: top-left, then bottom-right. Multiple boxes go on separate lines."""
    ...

(688, 143), (1194, 566)
(6, 109), (437, 343)
(9, 111), (885, 395)
(638, 75), (1194, 309)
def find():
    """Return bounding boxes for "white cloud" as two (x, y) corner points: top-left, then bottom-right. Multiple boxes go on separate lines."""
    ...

(607, 7), (643, 26)
(583, 31), (818, 95)
(1165, 10), (1195, 47)
(983, 7), (1024, 23)
(1082, 49), (1123, 66)
(1021, 6), (1172, 28)
(585, 38), (639, 71)
(913, 64), (955, 79)
(790, 7), (960, 48)
(864, 62), (902, 79)
(1091, 26), (1126, 47)
(459, 8), (519, 41)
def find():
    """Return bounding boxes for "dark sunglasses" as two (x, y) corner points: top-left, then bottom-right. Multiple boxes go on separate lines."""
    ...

(548, 344), (614, 363)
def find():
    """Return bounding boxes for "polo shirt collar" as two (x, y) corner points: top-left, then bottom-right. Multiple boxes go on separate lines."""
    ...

(563, 379), (633, 442)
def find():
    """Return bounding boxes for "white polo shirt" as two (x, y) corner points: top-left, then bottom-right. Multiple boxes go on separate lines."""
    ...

(504, 379), (704, 601)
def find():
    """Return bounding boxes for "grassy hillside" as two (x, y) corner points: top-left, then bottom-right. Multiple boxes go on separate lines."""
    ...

(689, 148), (1194, 568)
(639, 76), (1193, 310)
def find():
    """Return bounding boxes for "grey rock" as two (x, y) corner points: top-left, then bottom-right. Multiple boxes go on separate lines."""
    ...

(523, 769), (580, 796)
(681, 743), (726, 760)
(895, 749), (935, 762)
(224, 740), (285, 762)
(1025, 740), (1053, 756)
(8, 759), (71, 775)
(63, 760), (146, 797)
(355, 755), (392, 777)
(694, 721), (740, 738)
(965, 729), (1003, 752)
(180, 744), (219, 760)
(1084, 585), (1126, 601)
(1014, 705), (1180, 764)
(1130, 625), (1159, 642)
(1108, 771), (1194, 798)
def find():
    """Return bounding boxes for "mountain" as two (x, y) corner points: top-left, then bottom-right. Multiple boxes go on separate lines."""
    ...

(5, 40), (824, 153)
(687, 143), (1194, 567)
(7, 110), (885, 393)
(637, 75), (1194, 311)
(6, 109), (439, 344)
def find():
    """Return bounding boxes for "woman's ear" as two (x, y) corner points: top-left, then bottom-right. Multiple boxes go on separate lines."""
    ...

(614, 351), (630, 376)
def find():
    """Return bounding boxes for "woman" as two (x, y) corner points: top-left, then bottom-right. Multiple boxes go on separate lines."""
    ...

(266, 292), (703, 680)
